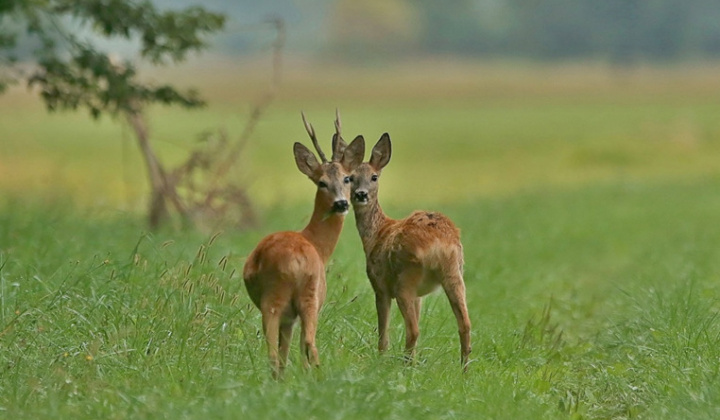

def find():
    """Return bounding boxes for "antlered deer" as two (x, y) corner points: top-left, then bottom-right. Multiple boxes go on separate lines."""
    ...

(350, 133), (471, 370)
(243, 112), (365, 378)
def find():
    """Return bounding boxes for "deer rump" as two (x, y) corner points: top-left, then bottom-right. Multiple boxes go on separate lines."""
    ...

(243, 231), (327, 320)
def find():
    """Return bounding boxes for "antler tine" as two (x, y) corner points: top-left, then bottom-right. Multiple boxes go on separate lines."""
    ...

(331, 108), (347, 162)
(301, 111), (328, 163)
(334, 108), (341, 138)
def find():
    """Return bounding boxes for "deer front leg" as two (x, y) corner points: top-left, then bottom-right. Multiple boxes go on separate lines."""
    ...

(375, 292), (391, 352)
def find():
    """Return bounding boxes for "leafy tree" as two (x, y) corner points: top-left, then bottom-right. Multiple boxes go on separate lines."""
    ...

(0, 0), (252, 229)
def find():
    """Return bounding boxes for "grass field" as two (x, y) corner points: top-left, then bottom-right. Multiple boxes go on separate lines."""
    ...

(2, 60), (720, 419)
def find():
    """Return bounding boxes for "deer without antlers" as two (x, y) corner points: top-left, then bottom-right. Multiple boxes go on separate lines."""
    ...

(350, 133), (471, 370)
(243, 112), (365, 378)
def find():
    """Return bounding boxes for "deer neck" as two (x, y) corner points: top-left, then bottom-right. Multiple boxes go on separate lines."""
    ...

(353, 198), (390, 253)
(300, 190), (345, 264)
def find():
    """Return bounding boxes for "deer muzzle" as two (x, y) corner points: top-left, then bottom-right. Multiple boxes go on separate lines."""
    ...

(332, 199), (349, 213)
(353, 190), (369, 205)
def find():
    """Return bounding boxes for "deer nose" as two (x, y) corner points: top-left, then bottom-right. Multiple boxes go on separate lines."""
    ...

(354, 190), (368, 202)
(332, 200), (349, 213)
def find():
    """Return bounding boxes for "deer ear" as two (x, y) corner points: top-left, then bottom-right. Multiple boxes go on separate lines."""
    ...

(294, 142), (321, 180)
(369, 133), (391, 170)
(341, 135), (365, 172)
(331, 133), (348, 162)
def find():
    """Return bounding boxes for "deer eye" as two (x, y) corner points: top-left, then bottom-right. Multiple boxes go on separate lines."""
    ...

(318, 181), (328, 189)
(343, 176), (351, 184)
(371, 174), (379, 182)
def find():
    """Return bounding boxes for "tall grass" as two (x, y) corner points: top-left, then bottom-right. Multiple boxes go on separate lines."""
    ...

(2, 175), (720, 418)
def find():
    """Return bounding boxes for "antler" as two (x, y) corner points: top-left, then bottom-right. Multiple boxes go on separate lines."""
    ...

(301, 111), (328, 163)
(331, 108), (347, 162)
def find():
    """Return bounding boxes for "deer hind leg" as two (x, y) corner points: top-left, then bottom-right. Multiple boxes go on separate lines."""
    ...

(298, 300), (320, 369)
(261, 308), (282, 379)
(396, 266), (423, 363)
(375, 292), (391, 352)
(396, 294), (419, 363)
(278, 319), (295, 370)
(442, 270), (472, 371)
(413, 297), (422, 325)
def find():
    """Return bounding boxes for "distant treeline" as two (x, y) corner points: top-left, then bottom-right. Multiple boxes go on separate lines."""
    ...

(324, 0), (720, 62)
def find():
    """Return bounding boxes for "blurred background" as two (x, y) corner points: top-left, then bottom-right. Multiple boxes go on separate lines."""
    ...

(8, 0), (720, 61)
(212, 0), (720, 62)
(1, 0), (719, 226)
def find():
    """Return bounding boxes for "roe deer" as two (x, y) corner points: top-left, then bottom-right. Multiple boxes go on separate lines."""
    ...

(350, 133), (471, 370)
(243, 112), (365, 378)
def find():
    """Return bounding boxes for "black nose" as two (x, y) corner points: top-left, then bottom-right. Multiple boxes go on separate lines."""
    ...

(354, 191), (368, 202)
(332, 200), (349, 212)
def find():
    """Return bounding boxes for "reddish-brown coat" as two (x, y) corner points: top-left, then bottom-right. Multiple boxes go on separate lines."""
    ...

(242, 115), (364, 378)
(351, 133), (471, 370)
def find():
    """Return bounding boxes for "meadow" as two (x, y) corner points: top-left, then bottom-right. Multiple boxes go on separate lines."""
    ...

(1, 59), (720, 419)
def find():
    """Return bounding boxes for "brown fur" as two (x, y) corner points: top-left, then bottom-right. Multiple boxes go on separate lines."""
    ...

(351, 133), (471, 370)
(243, 118), (364, 378)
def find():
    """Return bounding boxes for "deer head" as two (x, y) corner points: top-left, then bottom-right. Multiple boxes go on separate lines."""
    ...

(294, 111), (365, 215)
(350, 132), (391, 208)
